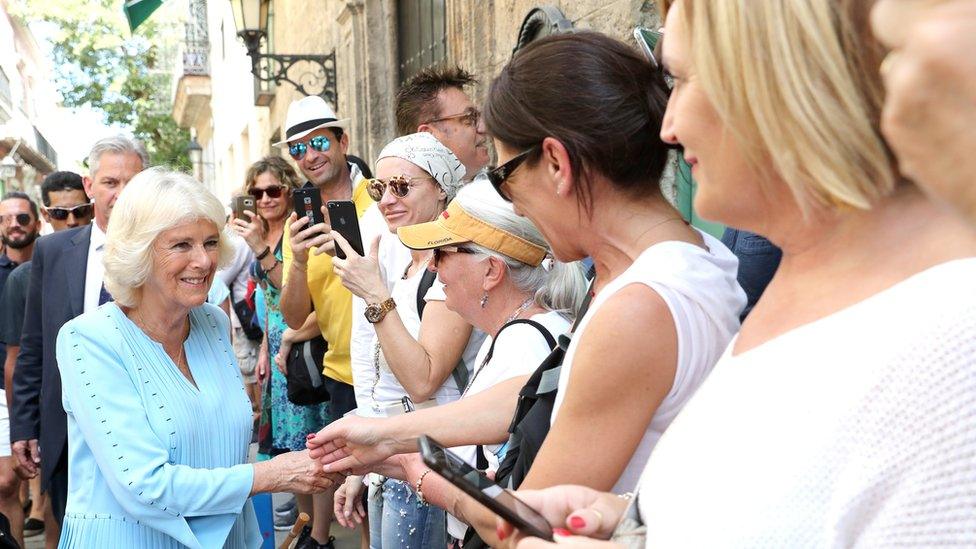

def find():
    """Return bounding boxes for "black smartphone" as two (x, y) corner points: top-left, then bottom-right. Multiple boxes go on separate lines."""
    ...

(292, 187), (325, 228)
(633, 26), (663, 67)
(327, 200), (364, 260)
(418, 435), (554, 541)
(232, 195), (256, 219)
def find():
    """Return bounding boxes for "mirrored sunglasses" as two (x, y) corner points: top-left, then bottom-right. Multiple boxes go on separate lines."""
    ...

(44, 203), (93, 221)
(0, 213), (33, 226)
(288, 135), (331, 160)
(366, 175), (435, 202)
(248, 185), (287, 200)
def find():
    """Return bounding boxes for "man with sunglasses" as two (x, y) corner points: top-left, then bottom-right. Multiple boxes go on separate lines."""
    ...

(10, 136), (146, 534)
(1, 171), (90, 544)
(0, 191), (40, 545)
(274, 96), (372, 549)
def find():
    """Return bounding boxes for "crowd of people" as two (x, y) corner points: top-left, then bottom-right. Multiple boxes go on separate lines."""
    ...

(0, 0), (973, 547)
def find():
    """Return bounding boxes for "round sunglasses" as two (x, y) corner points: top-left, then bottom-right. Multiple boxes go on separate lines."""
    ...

(288, 135), (331, 160)
(247, 185), (288, 200)
(44, 203), (93, 221)
(0, 213), (33, 226)
(366, 175), (435, 202)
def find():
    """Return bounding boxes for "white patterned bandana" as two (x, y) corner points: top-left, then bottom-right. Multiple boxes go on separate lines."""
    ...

(376, 132), (466, 202)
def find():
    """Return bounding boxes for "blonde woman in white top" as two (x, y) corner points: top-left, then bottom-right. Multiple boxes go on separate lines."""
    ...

(498, 0), (976, 547)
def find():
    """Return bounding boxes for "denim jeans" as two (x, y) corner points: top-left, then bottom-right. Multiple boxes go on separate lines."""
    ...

(368, 477), (447, 549)
(721, 228), (782, 320)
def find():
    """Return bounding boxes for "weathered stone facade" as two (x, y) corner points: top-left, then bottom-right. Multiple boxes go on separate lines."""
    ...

(176, 1), (666, 199)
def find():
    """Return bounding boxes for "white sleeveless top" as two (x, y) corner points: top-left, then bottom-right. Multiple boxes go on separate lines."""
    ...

(552, 229), (746, 493)
(638, 258), (976, 547)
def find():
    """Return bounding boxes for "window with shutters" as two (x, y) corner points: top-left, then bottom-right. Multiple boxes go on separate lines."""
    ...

(397, 0), (447, 83)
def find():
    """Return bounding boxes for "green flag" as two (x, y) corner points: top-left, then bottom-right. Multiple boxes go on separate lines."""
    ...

(123, 0), (164, 32)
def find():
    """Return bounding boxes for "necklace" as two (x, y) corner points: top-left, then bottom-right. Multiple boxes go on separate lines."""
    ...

(461, 297), (535, 397)
(134, 309), (188, 367)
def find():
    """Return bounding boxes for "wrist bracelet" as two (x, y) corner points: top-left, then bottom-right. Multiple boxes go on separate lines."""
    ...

(256, 246), (272, 261)
(415, 468), (434, 506)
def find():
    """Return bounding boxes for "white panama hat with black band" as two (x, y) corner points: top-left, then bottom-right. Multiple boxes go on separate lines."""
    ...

(272, 96), (350, 147)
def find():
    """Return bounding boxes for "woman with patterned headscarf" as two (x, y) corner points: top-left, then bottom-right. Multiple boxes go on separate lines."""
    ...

(328, 132), (485, 548)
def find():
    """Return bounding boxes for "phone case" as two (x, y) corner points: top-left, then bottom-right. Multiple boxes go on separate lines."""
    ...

(327, 200), (364, 259)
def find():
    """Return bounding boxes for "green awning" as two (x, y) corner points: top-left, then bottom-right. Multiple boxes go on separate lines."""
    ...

(123, 0), (164, 32)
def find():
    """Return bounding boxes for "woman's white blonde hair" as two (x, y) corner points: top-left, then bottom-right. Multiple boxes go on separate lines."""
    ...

(675, 0), (897, 212)
(103, 168), (233, 307)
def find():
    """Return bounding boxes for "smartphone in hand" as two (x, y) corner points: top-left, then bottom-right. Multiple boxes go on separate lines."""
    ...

(418, 435), (554, 541)
(292, 187), (325, 228)
(327, 200), (364, 259)
(232, 195), (256, 220)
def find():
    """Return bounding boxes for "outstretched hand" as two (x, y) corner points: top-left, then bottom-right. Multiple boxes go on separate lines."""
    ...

(306, 414), (400, 475)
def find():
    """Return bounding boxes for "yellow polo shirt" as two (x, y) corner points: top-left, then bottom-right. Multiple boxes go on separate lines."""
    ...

(282, 177), (374, 385)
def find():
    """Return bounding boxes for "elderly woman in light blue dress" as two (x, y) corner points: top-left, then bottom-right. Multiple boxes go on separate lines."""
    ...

(55, 168), (337, 548)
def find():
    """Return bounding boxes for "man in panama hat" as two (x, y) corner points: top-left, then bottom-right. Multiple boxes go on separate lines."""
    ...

(275, 96), (367, 549)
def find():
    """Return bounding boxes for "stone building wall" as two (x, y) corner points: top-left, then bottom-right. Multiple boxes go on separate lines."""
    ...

(246, 1), (666, 181)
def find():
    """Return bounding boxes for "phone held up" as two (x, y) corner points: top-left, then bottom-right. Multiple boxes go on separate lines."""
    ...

(418, 435), (554, 541)
(292, 186), (325, 228)
(327, 200), (364, 260)
(232, 195), (256, 220)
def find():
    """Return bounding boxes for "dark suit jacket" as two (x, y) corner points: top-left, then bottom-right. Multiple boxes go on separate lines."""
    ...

(11, 224), (91, 488)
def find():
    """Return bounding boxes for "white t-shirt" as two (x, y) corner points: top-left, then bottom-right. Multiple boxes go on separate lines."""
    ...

(447, 310), (570, 539)
(453, 310), (570, 469)
(638, 258), (976, 548)
(553, 229), (745, 493)
(216, 233), (255, 328)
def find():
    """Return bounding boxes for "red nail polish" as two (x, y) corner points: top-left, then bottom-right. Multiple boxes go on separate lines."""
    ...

(496, 526), (507, 541)
(554, 528), (572, 537)
(306, 433), (316, 439)
(569, 515), (586, 529)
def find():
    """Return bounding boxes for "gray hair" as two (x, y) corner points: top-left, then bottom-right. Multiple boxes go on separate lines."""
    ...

(455, 180), (587, 317)
(103, 168), (233, 307)
(88, 135), (149, 178)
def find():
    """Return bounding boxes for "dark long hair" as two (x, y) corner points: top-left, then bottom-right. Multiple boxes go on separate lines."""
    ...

(484, 31), (671, 214)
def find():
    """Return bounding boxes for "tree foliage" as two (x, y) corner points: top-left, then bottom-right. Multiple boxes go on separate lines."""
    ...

(12, 0), (189, 169)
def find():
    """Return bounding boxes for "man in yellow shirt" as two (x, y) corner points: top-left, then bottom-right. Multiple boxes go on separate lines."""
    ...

(277, 96), (372, 549)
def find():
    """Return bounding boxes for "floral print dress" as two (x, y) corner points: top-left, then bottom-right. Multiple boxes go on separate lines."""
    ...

(256, 239), (331, 457)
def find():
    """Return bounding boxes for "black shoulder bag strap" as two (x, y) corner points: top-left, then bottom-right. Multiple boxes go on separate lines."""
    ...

(474, 318), (558, 471)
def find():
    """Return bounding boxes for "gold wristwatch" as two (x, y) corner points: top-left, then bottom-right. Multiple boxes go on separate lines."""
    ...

(364, 298), (396, 323)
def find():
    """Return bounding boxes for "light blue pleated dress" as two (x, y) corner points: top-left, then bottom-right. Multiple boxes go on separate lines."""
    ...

(55, 302), (262, 549)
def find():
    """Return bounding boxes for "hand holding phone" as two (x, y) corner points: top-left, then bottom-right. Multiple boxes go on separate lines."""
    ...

(327, 200), (364, 260)
(418, 435), (554, 541)
(232, 195), (256, 220)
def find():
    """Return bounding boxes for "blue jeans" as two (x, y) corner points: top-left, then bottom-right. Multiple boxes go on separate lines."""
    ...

(368, 477), (447, 549)
(721, 228), (782, 320)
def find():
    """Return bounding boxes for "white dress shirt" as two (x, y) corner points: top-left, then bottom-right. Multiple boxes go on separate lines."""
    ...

(83, 223), (107, 314)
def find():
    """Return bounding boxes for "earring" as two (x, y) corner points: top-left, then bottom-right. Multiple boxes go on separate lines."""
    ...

(480, 293), (489, 308)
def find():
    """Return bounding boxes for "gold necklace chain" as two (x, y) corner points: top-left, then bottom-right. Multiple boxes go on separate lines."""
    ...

(134, 309), (188, 367)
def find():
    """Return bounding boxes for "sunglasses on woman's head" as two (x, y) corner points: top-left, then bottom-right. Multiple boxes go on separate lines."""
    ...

(248, 185), (287, 200)
(0, 213), (33, 226)
(44, 203), (93, 221)
(366, 175), (435, 202)
(288, 135), (331, 160)
(432, 246), (478, 265)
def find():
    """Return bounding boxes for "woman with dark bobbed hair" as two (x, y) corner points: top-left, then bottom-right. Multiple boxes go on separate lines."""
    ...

(310, 30), (745, 545)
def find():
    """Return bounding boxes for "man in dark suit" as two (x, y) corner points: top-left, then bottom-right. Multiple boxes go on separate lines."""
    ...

(10, 135), (146, 526)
